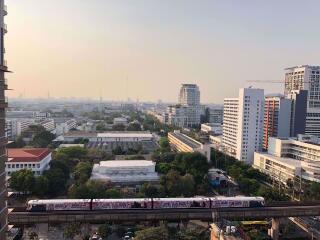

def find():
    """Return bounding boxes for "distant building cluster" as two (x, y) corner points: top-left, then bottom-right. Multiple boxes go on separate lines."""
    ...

(5, 110), (77, 140)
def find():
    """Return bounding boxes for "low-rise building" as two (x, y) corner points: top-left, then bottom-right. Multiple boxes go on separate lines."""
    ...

(55, 119), (77, 135)
(201, 123), (223, 135)
(6, 148), (52, 177)
(168, 130), (211, 161)
(113, 117), (128, 126)
(254, 134), (320, 183)
(39, 119), (55, 132)
(91, 160), (159, 186)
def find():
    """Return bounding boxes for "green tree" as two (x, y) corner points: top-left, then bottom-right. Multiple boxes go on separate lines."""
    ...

(135, 226), (169, 240)
(44, 168), (67, 196)
(10, 136), (26, 148)
(112, 146), (124, 155)
(96, 123), (107, 131)
(31, 130), (55, 148)
(74, 162), (92, 184)
(68, 180), (108, 199)
(112, 124), (126, 131)
(98, 224), (112, 239)
(140, 183), (160, 198)
(33, 175), (49, 197)
(180, 174), (196, 197)
(50, 160), (70, 180)
(126, 122), (142, 131)
(10, 169), (35, 194)
(105, 188), (122, 198)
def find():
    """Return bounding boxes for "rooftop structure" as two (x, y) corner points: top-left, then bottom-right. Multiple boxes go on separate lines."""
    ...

(168, 131), (211, 161)
(91, 160), (159, 185)
(6, 148), (52, 177)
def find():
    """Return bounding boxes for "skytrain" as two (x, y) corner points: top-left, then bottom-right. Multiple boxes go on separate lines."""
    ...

(27, 197), (265, 212)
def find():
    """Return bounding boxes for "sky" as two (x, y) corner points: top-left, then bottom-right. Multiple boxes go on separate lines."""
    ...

(5, 0), (320, 103)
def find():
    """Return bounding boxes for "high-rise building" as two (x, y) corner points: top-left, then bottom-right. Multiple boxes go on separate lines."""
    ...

(207, 107), (224, 124)
(0, 0), (8, 237)
(223, 88), (264, 164)
(287, 90), (308, 137)
(179, 84), (200, 106)
(166, 84), (201, 128)
(263, 95), (291, 150)
(284, 65), (320, 136)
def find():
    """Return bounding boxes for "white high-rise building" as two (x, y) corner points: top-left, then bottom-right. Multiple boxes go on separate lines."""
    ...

(284, 65), (320, 136)
(223, 88), (264, 164)
(179, 84), (200, 106)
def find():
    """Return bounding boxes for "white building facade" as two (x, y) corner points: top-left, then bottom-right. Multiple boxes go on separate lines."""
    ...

(6, 148), (52, 177)
(223, 88), (264, 164)
(254, 135), (320, 183)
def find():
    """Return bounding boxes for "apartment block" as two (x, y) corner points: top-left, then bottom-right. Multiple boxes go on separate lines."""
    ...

(263, 95), (291, 150)
(223, 88), (264, 164)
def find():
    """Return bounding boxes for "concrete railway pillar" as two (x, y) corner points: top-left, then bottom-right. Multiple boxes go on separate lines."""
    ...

(269, 218), (280, 240)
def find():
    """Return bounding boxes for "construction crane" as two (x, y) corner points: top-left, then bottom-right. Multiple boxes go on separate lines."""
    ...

(247, 80), (311, 84)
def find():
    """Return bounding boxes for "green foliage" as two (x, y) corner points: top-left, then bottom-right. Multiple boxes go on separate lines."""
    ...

(125, 155), (145, 160)
(74, 162), (92, 184)
(31, 130), (55, 148)
(112, 124), (126, 131)
(10, 169), (35, 194)
(10, 136), (26, 148)
(126, 122), (142, 131)
(105, 188), (121, 198)
(63, 223), (80, 239)
(140, 183), (161, 197)
(98, 224), (112, 239)
(73, 138), (89, 144)
(44, 168), (67, 196)
(135, 225), (169, 240)
(161, 170), (196, 197)
(68, 180), (121, 199)
(96, 123), (107, 131)
(33, 175), (49, 197)
(112, 145), (124, 155)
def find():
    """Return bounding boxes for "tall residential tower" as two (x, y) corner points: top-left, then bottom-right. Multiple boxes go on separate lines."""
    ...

(284, 65), (320, 136)
(223, 88), (264, 164)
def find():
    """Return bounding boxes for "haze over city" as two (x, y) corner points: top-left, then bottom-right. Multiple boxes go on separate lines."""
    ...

(6, 0), (320, 102)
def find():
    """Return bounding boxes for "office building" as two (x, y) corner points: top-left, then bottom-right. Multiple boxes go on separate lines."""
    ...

(6, 148), (52, 177)
(201, 123), (223, 135)
(287, 90), (308, 137)
(168, 130), (211, 161)
(91, 160), (159, 186)
(208, 107), (224, 124)
(0, 1), (8, 235)
(254, 135), (320, 183)
(263, 95), (291, 150)
(166, 84), (201, 128)
(284, 65), (320, 136)
(179, 84), (200, 106)
(223, 88), (264, 164)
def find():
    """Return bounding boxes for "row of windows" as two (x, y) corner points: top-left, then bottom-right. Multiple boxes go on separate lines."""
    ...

(7, 163), (40, 169)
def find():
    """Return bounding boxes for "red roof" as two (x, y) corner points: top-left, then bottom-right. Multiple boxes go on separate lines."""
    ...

(7, 148), (51, 163)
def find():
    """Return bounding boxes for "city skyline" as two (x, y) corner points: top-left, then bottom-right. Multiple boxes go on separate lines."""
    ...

(5, 0), (320, 102)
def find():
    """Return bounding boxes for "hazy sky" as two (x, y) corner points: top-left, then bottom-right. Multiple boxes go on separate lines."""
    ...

(5, 0), (320, 103)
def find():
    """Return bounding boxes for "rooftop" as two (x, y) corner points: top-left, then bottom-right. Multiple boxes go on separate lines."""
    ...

(99, 160), (155, 168)
(7, 148), (51, 163)
(169, 131), (201, 149)
(97, 132), (153, 138)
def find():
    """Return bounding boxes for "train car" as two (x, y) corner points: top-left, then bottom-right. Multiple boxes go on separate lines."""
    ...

(27, 199), (91, 212)
(153, 197), (210, 209)
(210, 197), (265, 208)
(92, 198), (152, 210)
